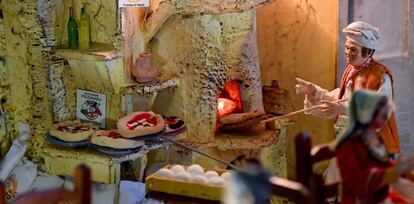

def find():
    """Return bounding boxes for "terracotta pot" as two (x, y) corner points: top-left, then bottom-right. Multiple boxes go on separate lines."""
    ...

(132, 53), (160, 83)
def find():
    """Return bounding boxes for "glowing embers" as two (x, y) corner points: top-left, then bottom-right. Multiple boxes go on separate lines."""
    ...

(217, 80), (243, 118)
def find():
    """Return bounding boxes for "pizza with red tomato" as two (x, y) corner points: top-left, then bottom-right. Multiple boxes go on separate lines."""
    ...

(117, 111), (165, 138)
(49, 121), (96, 142)
(91, 130), (145, 149)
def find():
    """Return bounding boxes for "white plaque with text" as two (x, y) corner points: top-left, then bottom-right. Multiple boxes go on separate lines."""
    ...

(76, 89), (106, 128)
(119, 0), (149, 7)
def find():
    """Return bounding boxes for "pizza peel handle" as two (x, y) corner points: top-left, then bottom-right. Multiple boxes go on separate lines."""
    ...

(261, 98), (348, 123)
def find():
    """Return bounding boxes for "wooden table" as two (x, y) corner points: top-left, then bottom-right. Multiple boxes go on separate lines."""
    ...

(147, 191), (220, 204)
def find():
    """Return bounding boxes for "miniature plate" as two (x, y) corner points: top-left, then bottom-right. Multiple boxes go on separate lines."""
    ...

(163, 126), (188, 137)
(45, 133), (89, 148)
(89, 143), (143, 156)
(128, 130), (164, 142)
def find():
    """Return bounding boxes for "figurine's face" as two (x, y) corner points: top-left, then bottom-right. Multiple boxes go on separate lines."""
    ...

(372, 105), (389, 129)
(345, 39), (367, 66)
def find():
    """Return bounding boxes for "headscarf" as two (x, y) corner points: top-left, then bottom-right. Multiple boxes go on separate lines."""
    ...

(343, 21), (380, 49)
(333, 89), (389, 149)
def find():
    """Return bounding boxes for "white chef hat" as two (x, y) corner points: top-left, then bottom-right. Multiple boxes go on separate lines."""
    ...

(343, 21), (380, 50)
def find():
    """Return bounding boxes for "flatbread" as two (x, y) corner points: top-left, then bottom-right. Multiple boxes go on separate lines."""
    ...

(91, 130), (145, 149)
(117, 111), (165, 138)
(49, 121), (96, 142)
(218, 111), (265, 125)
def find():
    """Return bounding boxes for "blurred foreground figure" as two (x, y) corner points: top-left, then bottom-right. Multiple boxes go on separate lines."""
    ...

(223, 159), (271, 204)
(334, 90), (414, 204)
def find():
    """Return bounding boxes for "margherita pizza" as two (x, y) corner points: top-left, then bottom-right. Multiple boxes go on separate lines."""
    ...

(49, 121), (96, 142)
(91, 130), (145, 149)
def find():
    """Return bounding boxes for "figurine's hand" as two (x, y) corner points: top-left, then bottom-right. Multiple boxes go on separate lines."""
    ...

(397, 155), (414, 175)
(295, 78), (316, 95)
(343, 81), (353, 99)
(320, 100), (348, 116)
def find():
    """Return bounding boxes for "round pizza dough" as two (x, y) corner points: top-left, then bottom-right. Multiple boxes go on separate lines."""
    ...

(117, 111), (165, 138)
(90, 130), (145, 149)
(49, 121), (96, 142)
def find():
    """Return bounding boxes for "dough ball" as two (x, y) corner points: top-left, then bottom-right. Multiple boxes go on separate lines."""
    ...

(187, 164), (204, 176)
(220, 171), (232, 181)
(155, 168), (174, 179)
(170, 165), (185, 174)
(175, 172), (191, 181)
(192, 175), (208, 184)
(208, 177), (224, 186)
(204, 171), (219, 179)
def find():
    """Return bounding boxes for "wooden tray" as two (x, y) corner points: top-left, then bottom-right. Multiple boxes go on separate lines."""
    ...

(145, 165), (227, 201)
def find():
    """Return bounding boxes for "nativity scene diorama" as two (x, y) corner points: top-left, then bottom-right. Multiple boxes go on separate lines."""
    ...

(0, 0), (413, 203)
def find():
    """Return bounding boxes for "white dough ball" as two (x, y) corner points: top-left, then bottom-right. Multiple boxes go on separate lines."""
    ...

(208, 177), (224, 186)
(175, 172), (191, 181)
(204, 171), (219, 179)
(155, 168), (174, 179)
(170, 165), (185, 174)
(186, 164), (205, 176)
(192, 175), (208, 184)
(220, 171), (232, 181)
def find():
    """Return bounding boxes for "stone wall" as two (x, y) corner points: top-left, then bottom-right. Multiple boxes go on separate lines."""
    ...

(1, 0), (53, 160)
(0, 10), (9, 156)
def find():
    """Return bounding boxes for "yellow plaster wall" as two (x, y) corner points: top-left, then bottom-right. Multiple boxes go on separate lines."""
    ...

(0, 11), (9, 157)
(257, 0), (338, 178)
(1, 0), (54, 161)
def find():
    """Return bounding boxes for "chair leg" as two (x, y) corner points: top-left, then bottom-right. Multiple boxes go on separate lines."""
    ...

(0, 183), (6, 204)
(310, 174), (325, 204)
(75, 165), (91, 204)
(295, 132), (312, 187)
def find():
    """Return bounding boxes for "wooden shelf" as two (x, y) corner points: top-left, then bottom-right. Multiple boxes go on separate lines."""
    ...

(123, 76), (179, 95)
(55, 43), (119, 61)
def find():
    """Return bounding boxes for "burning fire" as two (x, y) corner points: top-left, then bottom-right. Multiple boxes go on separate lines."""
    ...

(217, 98), (238, 117)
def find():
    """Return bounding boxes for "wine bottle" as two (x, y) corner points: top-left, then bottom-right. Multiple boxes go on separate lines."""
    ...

(78, 7), (90, 50)
(67, 7), (78, 49)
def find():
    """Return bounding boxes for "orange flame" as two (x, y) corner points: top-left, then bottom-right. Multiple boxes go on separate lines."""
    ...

(217, 98), (238, 117)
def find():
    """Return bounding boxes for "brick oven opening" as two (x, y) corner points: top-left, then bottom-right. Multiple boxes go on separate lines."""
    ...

(216, 80), (270, 135)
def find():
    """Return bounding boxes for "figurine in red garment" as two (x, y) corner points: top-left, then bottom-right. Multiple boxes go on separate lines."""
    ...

(334, 90), (414, 204)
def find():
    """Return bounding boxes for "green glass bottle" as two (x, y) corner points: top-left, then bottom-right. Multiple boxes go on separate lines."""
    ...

(67, 7), (78, 49)
(78, 7), (90, 50)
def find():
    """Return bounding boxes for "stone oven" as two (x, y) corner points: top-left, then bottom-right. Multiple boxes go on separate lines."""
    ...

(144, 8), (279, 147)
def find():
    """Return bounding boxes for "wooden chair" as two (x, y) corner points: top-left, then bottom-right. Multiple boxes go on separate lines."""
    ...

(0, 164), (91, 204)
(269, 176), (311, 203)
(295, 132), (339, 203)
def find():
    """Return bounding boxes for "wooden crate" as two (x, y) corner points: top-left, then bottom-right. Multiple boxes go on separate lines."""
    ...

(145, 165), (227, 201)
